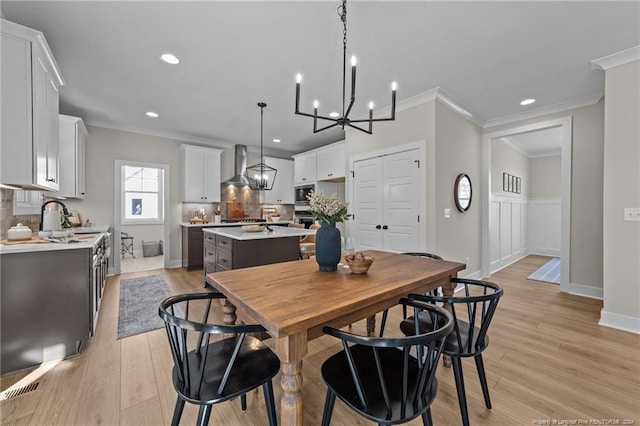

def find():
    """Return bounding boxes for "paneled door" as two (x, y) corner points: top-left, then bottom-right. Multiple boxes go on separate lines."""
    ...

(353, 149), (421, 252)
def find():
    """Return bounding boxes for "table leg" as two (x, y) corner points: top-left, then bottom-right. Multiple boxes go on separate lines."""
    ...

(441, 278), (457, 368)
(222, 299), (237, 326)
(366, 315), (376, 337)
(276, 333), (308, 426)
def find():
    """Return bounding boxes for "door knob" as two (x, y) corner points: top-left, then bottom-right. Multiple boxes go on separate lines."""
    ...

(382, 225), (388, 230)
(376, 225), (381, 229)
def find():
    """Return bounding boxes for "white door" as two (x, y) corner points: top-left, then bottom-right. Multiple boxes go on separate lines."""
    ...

(353, 149), (421, 252)
(353, 157), (383, 250)
(382, 150), (420, 252)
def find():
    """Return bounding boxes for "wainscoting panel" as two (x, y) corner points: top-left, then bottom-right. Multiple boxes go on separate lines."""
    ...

(528, 199), (561, 256)
(491, 194), (528, 273)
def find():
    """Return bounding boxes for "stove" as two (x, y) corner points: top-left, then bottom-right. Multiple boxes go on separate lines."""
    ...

(221, 218), (264, 223)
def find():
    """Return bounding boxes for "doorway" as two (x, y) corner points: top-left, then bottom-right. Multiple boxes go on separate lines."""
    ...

(113, 160), (170, 275)
(481, 117), (572, 292)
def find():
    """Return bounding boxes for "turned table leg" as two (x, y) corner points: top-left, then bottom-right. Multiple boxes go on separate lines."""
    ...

(366, 315), (376, 337)
(276, 333), (308, 426)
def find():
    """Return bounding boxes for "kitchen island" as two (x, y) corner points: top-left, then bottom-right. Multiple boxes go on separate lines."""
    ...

(202, 226), (315, 276)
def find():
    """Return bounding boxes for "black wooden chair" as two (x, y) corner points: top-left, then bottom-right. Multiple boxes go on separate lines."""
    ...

(321, 299), (454, 426)
(401, 278), (504, 426)
(402, 252), (444, 260)
(158, 292), (280, 426)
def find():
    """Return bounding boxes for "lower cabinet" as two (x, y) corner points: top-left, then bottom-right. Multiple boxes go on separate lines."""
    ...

(0, 248), (93, 374)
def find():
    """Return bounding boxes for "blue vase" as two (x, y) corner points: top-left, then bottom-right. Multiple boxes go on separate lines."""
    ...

(315, 222), (341, 271)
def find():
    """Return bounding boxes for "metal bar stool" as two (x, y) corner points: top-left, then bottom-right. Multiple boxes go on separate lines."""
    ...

(121, 232), (134, 258)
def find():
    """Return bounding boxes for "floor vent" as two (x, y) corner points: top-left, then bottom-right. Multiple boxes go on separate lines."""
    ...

(0, 382), (40, 401)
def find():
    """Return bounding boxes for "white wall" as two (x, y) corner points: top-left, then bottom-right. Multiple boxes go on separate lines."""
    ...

(530, 156), (561, 199)
(491, 139), (530, 197)
(601, 59), (640, 333)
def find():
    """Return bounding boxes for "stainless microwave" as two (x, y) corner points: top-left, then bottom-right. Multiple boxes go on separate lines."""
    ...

(294, 184), (315, 206)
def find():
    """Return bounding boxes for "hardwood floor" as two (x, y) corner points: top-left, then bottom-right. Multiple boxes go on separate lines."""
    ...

(1, 255), (638, 425)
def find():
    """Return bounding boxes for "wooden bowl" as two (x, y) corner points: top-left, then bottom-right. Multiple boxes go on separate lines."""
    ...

(344, 256), (375, 274)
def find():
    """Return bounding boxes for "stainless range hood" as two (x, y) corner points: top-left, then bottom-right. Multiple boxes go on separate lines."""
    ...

(222, 145), (251, 186)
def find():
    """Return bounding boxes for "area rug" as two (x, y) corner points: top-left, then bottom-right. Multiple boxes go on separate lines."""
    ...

(117, 274), (173, 339)
(527, 257), (561, 284)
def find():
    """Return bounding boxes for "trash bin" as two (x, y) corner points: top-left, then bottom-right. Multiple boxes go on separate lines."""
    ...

(142, 240), (163, 257)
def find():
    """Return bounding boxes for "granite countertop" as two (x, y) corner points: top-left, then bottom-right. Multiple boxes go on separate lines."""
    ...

(180, 220), (293, 228)
(0, 225), (110, 254)
(204, 225), (315, 241)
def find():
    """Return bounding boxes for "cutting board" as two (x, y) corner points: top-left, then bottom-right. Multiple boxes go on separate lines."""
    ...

(226, 200), (246, 219)
(1, 238), (51, 245)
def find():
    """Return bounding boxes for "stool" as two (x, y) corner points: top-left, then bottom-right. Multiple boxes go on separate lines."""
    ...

(121, 232), (134, 258)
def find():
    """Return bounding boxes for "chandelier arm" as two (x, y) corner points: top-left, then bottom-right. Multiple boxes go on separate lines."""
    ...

(344, 58), (356, 118)
(347, 122), (373, 135)
(295, 110), (337, 121)
(350, 117), (396, 123)
(314, 122), (340, 133)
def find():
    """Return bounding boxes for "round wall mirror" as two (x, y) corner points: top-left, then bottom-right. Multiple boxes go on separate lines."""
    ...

(454, 173), (472, 212)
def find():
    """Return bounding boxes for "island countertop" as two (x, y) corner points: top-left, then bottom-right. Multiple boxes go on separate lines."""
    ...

(204, 225), (315, 241)
(180, 220), (293, 228)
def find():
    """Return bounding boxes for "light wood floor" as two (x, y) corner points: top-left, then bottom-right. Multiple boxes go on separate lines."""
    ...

(1, 255), (639, 425)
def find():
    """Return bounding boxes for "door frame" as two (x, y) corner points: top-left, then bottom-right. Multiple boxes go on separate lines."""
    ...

(347, 140), (428, 252)
(481, 117), (572, 292)
(113, 159), (170, 275)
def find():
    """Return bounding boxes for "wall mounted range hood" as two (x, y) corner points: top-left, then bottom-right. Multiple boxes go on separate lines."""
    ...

(222, 145), (251, 186)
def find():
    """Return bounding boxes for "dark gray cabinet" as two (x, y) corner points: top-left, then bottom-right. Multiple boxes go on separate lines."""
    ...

(1, 248), (92, 374)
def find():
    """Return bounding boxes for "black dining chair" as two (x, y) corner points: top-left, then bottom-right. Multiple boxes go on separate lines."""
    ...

(320, 298), (454, 426)
(158, 292), (280, 426)
(401, 278), (504, 426)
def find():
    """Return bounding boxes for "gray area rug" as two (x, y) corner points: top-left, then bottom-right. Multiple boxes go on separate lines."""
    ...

(527, 257), (561, 284)
(117, 274), (173, 339)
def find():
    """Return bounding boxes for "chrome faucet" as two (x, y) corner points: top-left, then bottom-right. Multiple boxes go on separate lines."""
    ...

(40, 200), (70, 231)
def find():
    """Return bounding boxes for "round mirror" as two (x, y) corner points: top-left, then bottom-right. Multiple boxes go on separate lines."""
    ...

(454, 173), (472, 212)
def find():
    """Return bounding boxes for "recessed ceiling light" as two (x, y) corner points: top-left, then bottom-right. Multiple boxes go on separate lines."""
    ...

(520, 98), (536, 106)
(160, 53), (180, 65)
(273, 139), (281, 143)
(146, 111), (159, 118)
(329, 112), (340, 118)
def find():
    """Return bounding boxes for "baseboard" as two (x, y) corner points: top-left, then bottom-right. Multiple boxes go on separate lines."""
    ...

(568, 282), (603, 300)
(490, 252), (530, 275)
(168, 260), (182, 268)
(599, 310), (640, 334)
(461, 269), (484, 280)
(530, 248), (561, 257)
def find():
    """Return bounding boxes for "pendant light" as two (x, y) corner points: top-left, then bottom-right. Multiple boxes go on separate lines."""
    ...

(245, 102), (277, 190)
(294, 0), (397, 134)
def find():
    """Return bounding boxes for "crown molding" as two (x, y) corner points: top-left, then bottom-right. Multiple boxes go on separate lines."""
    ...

(591, 45), (640, 71)
(482, 93), (603, 129)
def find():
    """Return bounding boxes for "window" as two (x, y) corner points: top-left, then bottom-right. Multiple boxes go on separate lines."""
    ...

(121, 165), (164, 224)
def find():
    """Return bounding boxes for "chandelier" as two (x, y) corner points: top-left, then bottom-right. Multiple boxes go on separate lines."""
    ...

(245, 102), (277, 190)
(295, 0), (397, 134)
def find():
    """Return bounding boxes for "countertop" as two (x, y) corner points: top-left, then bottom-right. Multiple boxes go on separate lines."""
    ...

(180, 220), (293, 228)
(204, 225), (315, 241)
(0, 227), (108, 255)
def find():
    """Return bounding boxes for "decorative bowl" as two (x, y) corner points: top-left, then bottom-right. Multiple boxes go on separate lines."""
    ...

(270, 216), (281, 222)
(344, 255), (375, 274)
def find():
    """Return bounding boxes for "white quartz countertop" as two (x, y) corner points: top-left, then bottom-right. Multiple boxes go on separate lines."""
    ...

(180, 220), (293, 228)
(0, 232), (106, 255)
(204, 225), (315, 241)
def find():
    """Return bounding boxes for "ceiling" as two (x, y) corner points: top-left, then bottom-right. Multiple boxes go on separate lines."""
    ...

(499, 126), (563, 158)
(2, 1), (638, 156)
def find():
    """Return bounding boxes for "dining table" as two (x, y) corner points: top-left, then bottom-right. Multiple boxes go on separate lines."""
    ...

(205, 249), (466, 426)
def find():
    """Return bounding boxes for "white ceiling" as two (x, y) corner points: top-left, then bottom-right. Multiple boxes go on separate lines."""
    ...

(499, 126), (564, 158)
(2, 1), (638, 156)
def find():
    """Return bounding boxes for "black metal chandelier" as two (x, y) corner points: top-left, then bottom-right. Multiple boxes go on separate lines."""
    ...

(245, 102), (277, 190)
(295, 0), (397, 134)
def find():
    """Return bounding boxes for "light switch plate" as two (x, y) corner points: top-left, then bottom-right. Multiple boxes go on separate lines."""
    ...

(444, 208), (451, 219)
(624, 207), (640, 222)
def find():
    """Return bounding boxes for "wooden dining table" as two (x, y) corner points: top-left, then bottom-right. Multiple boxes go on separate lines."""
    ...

(205, 250), (465, 426)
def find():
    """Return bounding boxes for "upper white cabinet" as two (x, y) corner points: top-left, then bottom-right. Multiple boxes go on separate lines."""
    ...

(316, 141), (345, 181)
(54, 115), (88, 199)
(260, 157), (294, 204)
(1, 20), (64, 191)
(180, 145), (223, 203)
(293, 152), (317, 185)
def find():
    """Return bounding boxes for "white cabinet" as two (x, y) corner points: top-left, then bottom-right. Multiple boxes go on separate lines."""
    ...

(316, 141), (345, 181)
(1, 20), (64, 191)
(260, 157), (294, 204)
(180, 145), (223, 202)
(54, 115), (88, 199)
(293, 152), (316, 184)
